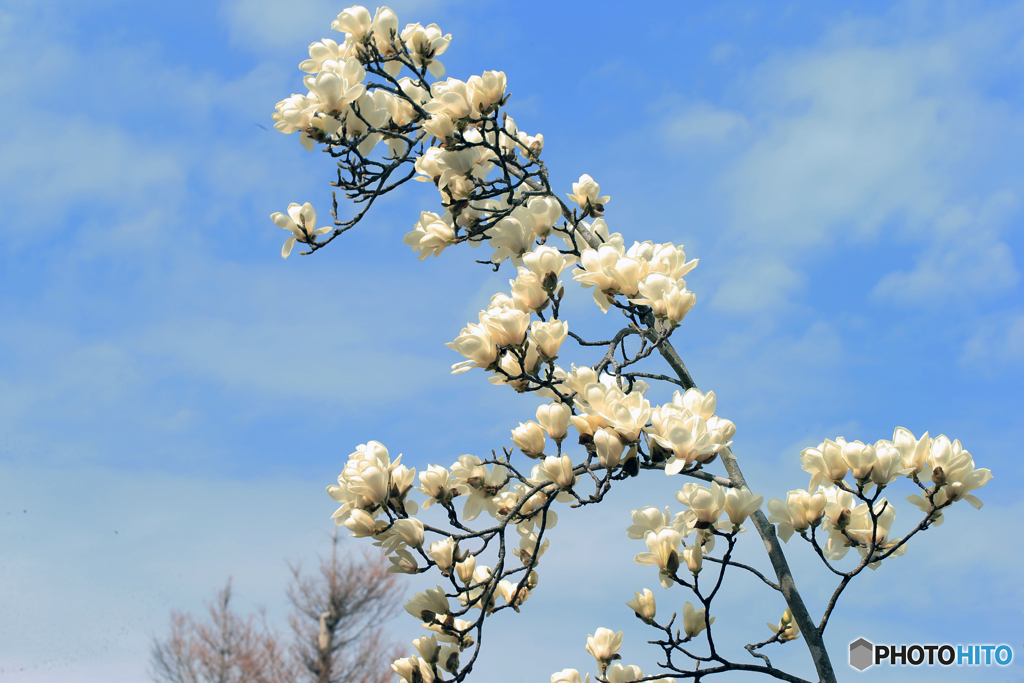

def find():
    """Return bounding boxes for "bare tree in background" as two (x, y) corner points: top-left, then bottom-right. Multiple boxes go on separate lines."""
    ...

(151, 537), (402, 683)
(150, 579), (293, 683)
(288, 532), (403, 683)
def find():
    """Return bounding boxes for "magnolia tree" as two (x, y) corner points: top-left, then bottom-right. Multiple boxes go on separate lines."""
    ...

(269, 7), (993, 683)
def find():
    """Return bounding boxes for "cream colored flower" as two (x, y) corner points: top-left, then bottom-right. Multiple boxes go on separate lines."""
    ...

(512, 421), (547, 458)
(271, 202), (330, 258)
(625, 588), (656, 623)
(530, 320), (568, 361)
(585, 627), (623, 668)
(682, 601), (713, 638)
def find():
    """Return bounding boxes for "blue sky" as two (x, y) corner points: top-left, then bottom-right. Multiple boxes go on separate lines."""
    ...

(1, 0), (1022, 681)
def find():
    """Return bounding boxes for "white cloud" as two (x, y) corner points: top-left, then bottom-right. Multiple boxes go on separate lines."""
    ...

(665, 103), (748, 145)
(0, 116), (185, 241)
(959, 310), (1024, 373)
(727, 45), (955, 249)
(703, 9), (1023, 313)
(221, 0), (446, 51)
(221, 0), (341, 49)
(710, 253), (802, 313)
(137, 314), (444, 405)
(872, 191), (1019, 305)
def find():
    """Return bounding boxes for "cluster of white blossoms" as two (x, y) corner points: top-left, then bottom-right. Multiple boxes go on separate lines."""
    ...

(767, 427), (991, 568)
(627, 482), (763, 589)
(273, 6), (993, 683)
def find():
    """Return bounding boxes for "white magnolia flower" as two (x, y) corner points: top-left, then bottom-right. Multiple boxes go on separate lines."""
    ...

(679, 388), (716, 420)
(298, 38), (347, 73)
(625, 588), (657, 623)
(481, 304), (530, 348)
(867, 441), (902, 486)
(927, 435), (992, 508)
(370, 7), (401, 74)
(574, 243), (626, 313)
(522, 245), (568, 282)
(468, 70), (507, 115)
(585, 627), (623, 667)
(344, 509), (383, 537)
(414, 634), (440, 665)
(450, 454), (508, 520)
(682, 601), (713, 638)
(454, 556), (476, 584)
(497, 578), (531, 610)
(513, 530), (549, 566)
(575, 381), (650, 443)
(332, 6), (372, 40)
(488, 216), (535, 265)
(387, 547), (419, 574)
(392, 655), (434, 683)
(722, 486), (763, 526)
(648, 411), (719, 475)
(841, 439), (877, 481)
(630, 241), (698, 281)
(511, 268), (549, 312)
(539, 455), (576, 490)
(379, 517), (424, 551)
(303, 57), (366, 113)
(327, 441), (396, 524)
(675, 483), (726, 527)
(682, 544), (703, 575)
(767, 489), (826, 542)
(447, 322), (498, 374)
(625, 506), (673, 539)
(530, 320), (568, 361)
(630, 274), (696, 324)
(403, 211), (456, 260)
(767, 608), (800, 642)
(270, 202), (331, 258)
(568, 174), (610, 214)
(518, 127), (544, 152)
(800, 439), (850, 490)
(272, 92), (319, 135)
(428, 537), (456, 573)
(511, 421), (547, 458)
(594, 428), (626, 468)
(423, 113), (455, 140)
(414, 146), (445, 183)
(417, 465), (452, 508)
(488, 341), (542, 392)
(551, 669), (589, 683)
(607, 664), (643, 683)
(536, 402), (571, 441)
(893, 426), (930, 475)
(400, 22), (451, 78)
(634, 528), (680, 588)
(404, 584), (450, 621)
(426, 78), (474, 119)
(518, 196), (561, 237)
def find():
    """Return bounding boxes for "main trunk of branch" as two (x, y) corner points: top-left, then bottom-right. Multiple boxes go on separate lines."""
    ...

(658, 340), (837, 683)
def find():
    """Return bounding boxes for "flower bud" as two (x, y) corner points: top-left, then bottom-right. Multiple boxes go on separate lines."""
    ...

(682, 544), (703, 575)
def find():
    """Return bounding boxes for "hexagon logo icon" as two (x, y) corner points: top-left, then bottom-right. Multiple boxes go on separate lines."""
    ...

(849, 638), (874, 671)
